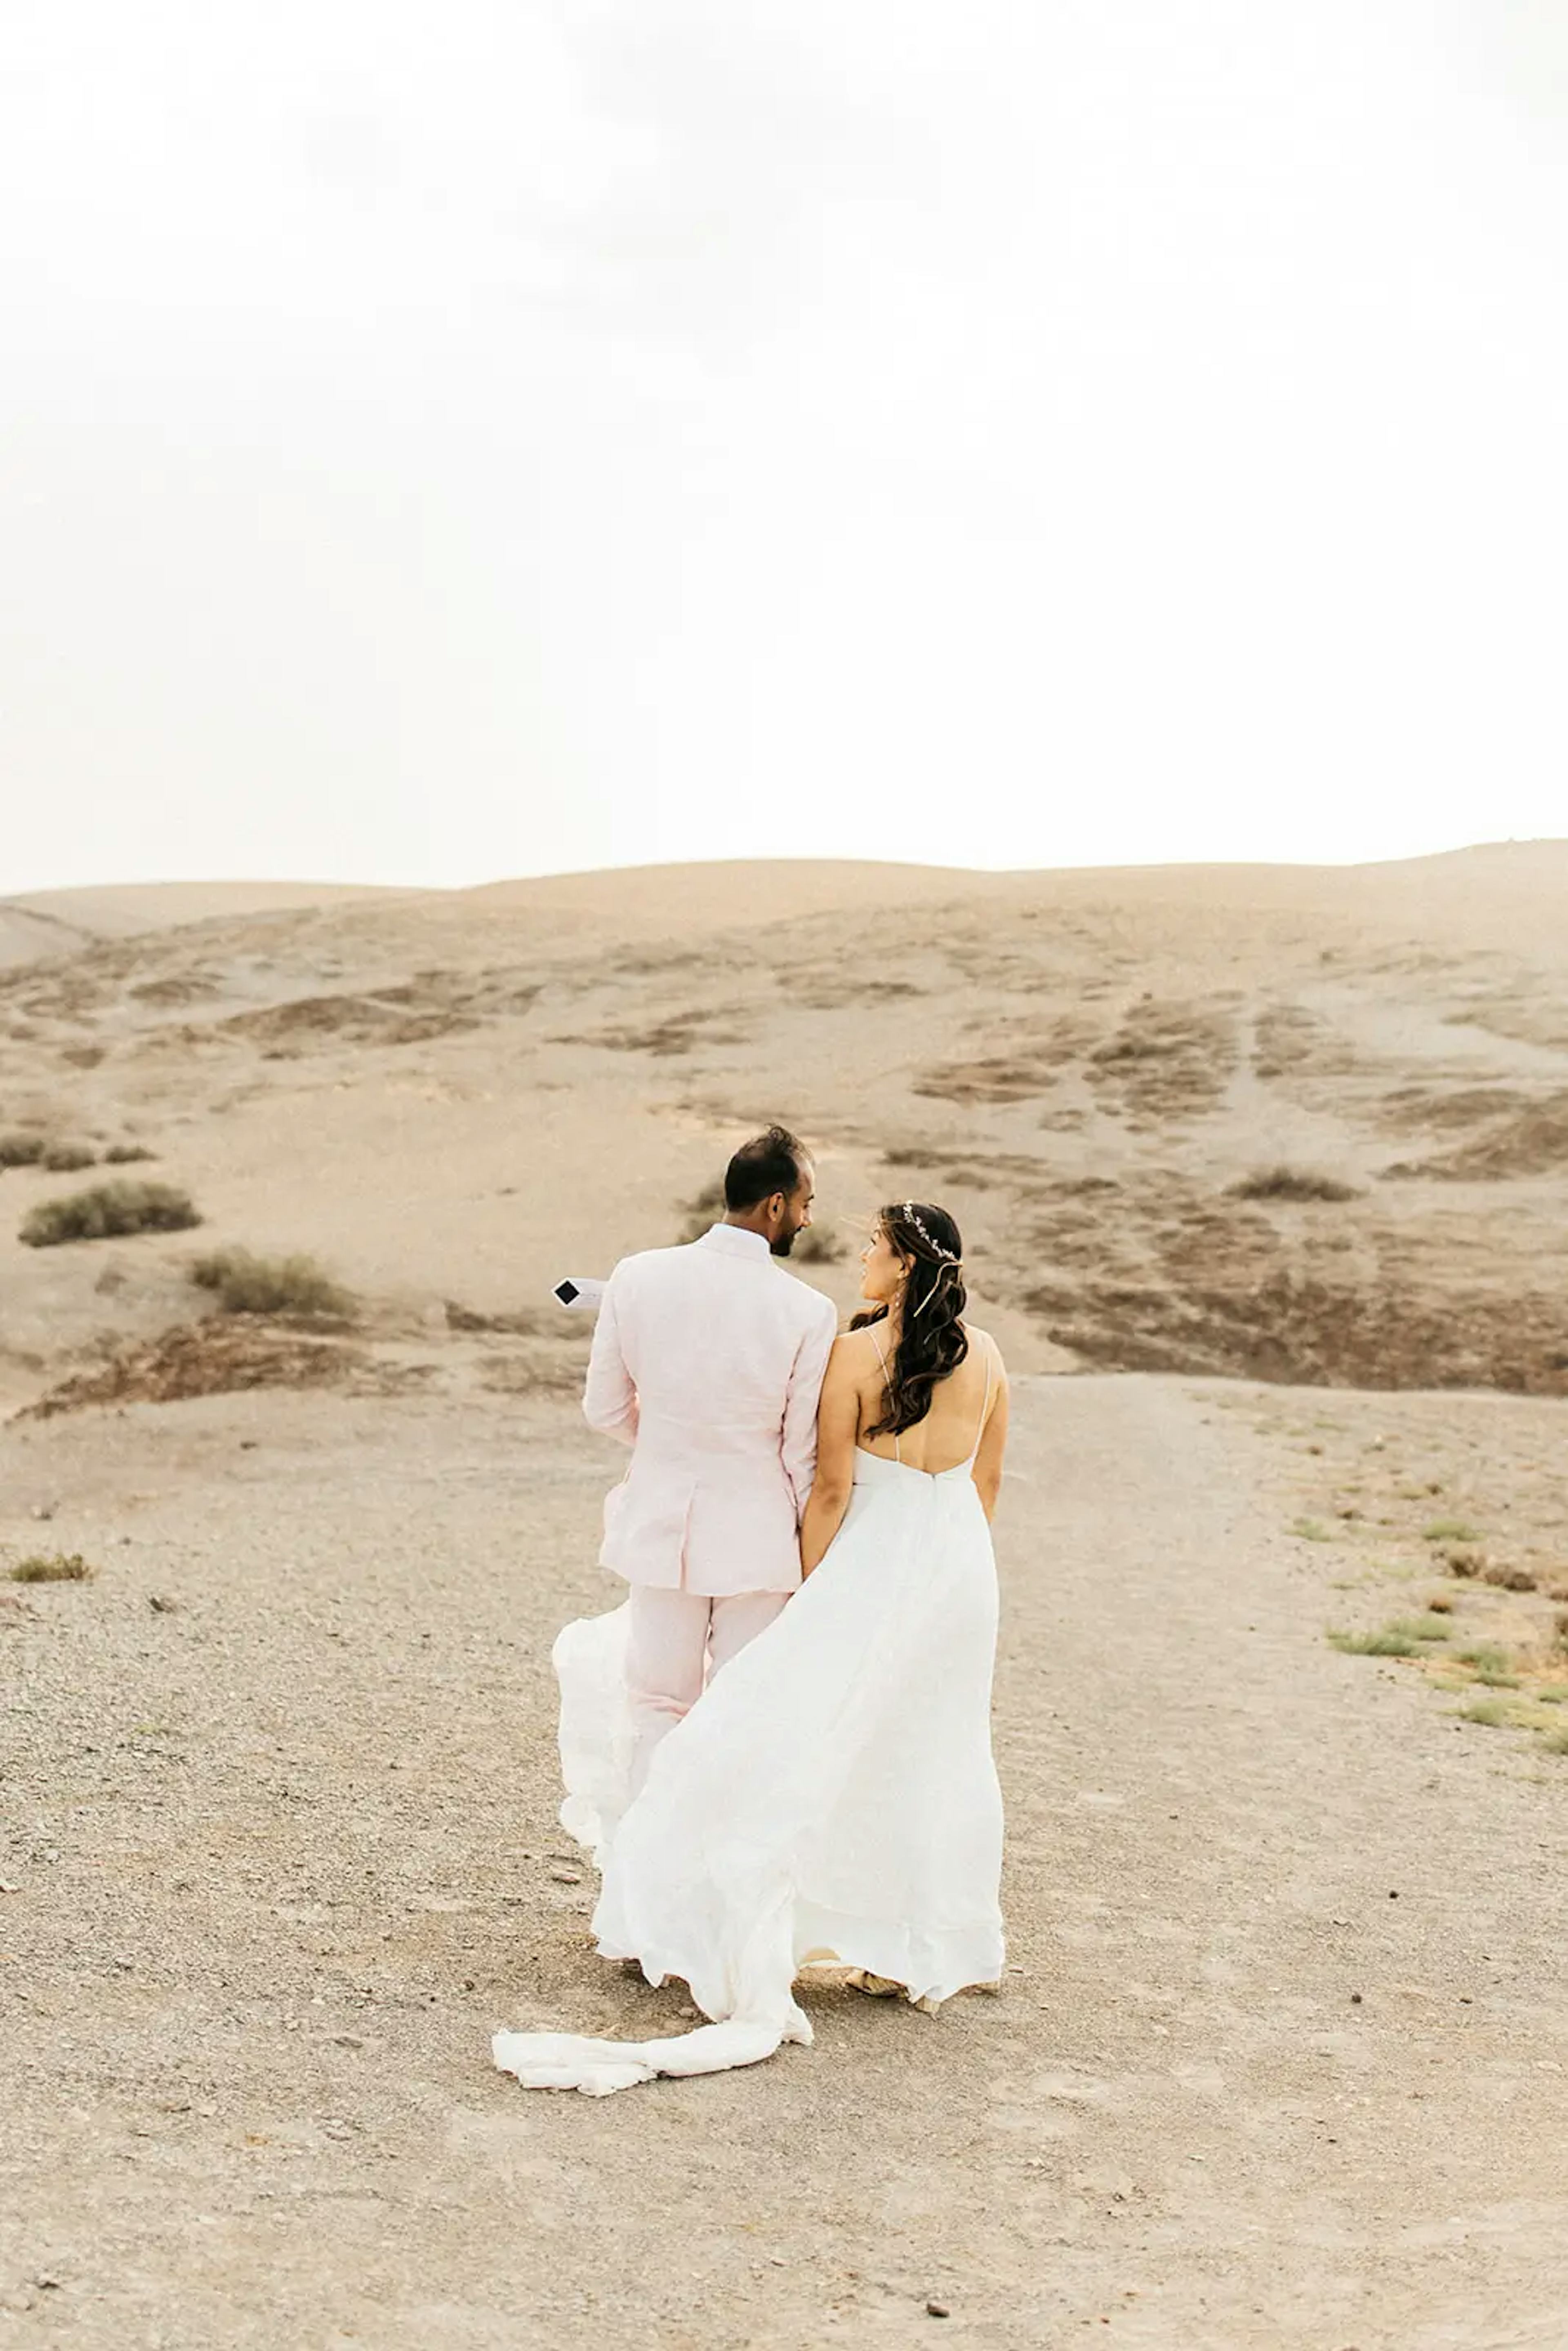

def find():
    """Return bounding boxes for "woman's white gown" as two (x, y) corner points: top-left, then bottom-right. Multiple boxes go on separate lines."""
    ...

(492, 1431), (1004, 2096)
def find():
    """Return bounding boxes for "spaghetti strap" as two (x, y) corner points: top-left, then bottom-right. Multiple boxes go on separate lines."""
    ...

(867, 1322), (900, 1464)
(967, 1333), (995, 1466)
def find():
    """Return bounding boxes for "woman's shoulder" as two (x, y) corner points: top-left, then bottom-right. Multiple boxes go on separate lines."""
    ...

(831, 1322), (888, 1371)
(962, 1325), (1006, 1371)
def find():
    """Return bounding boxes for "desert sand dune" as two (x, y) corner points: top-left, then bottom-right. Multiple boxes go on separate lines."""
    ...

(2, 844), (1567, 2344)
(0, 880), (423, 971)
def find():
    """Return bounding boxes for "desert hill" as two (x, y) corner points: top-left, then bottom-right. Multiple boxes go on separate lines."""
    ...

(0, 879), (421, 972)
(0, 841), (1564, 1411)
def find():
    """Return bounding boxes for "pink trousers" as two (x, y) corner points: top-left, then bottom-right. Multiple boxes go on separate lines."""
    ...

(624, 1586), (787, 1797)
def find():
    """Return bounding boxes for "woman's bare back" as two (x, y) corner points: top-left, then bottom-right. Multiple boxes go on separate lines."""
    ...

(851, 1321), (1002, 1476)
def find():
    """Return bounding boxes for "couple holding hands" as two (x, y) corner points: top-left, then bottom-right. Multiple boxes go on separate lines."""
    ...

(494, 1125), (1009, 2096)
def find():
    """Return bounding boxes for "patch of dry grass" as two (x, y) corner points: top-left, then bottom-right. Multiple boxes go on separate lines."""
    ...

(1328, 1627), (1421, 1657)
(7, 1553), (94, 1583)
(20, 1180), (201, 1247)
(189, 1247), (354, 1320)
(1457, 1643), (1519, 1689)
(1227, 1167), (1361, 1204)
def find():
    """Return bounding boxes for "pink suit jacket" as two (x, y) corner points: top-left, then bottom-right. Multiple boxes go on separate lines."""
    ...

(583, 1222), (840, 1598)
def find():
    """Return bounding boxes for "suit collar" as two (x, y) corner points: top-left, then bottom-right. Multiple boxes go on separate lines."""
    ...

(696, 1221), (773, 1261)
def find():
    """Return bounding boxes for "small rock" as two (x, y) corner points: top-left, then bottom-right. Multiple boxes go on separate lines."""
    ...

(926, 2300), (951, 2319)
(30, 1503), (57, 1522)
(1349, 1992), (1363, 2005)
(331, 2033), (364, 2048)
(548, 1868), (581, 1886)
(148, 1594), (178, 1613)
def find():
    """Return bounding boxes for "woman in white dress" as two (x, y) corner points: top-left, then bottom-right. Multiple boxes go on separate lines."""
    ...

(493, 1200), (1010, 2095)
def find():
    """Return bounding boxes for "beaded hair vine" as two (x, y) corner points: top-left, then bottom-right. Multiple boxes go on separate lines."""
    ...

(898, 1202), (962, 1267)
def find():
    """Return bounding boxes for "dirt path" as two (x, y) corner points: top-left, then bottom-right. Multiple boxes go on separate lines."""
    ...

(4, 1377), (1567, 2349)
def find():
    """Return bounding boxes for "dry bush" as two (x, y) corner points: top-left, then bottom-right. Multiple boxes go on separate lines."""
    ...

(40, 1142), (97, 1172)
(0, 1133), (46, 1168)
(1482, 1563), (1538, 1593)
(1227, 1167), (1361, 1204)
(189, 1247), (354, 1320)
(20, 1180), (200, 1248)
(678, 1180), (728, 1242)
(444, 1300), (544, 1336)
(1442, 1546), (1487, 1579)
(7, 1552), (94, 1583)
(794, 1225), (846, 1264)
(103, 1143), (156, 1165)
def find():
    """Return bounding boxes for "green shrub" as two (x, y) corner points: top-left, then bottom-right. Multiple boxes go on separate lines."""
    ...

(189, 1247), (354, 1319)
(19, 1180), (200, 1248)
(1457, 1643), (1519, 1689)
(1384, 1615), (1453, 1644)
(1328, 1628), (1420, 1658)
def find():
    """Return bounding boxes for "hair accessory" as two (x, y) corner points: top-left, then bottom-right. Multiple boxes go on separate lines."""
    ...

(900, 1202), (962, 1266)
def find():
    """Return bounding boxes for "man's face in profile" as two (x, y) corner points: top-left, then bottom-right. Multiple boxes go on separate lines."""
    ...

(771, 1162), (816, 1256)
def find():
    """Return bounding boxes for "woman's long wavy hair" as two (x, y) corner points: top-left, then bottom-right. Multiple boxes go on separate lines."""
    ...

(851, 1200), (969, 1439)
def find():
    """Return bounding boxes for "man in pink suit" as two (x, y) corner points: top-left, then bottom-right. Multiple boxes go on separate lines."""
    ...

(584, 1126), (839, 1792)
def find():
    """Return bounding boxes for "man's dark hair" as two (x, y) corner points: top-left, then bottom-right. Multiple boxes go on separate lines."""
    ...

(724, 1126), (808, 1213)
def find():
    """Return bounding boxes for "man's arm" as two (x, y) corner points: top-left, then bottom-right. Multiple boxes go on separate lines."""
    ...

(780, 1296), (838, 1520)
(582, 1271), (639, 1445)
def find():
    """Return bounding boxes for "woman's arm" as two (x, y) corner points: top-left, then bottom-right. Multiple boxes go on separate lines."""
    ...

(798, 1338), (864, 1577)
(971, 1353), (1010, 1521)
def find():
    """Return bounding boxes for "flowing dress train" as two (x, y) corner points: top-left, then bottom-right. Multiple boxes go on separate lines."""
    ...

(493, 1377), (1004, 2095)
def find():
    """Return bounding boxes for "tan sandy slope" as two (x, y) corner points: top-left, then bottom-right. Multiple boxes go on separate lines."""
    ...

(1, 840), (1564, 1408)
(0, 881), (421, 972)
(1, 844), (1567, 2344)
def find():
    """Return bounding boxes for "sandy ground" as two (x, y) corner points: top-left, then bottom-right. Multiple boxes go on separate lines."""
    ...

(4, 1371), (1568, 2351)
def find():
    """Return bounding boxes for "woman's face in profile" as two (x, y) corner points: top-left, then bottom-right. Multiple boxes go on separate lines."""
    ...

(859, 1222), (909, 1306)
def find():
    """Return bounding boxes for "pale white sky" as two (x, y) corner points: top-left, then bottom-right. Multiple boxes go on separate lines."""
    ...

(2, 2), (1565, 893)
